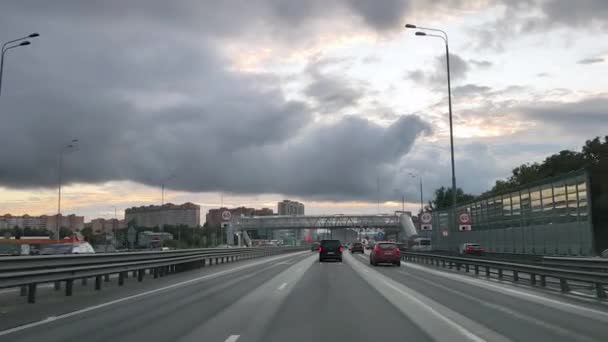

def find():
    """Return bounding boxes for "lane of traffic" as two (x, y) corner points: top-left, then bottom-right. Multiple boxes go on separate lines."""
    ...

(350, 250), (608, 341)
(1, 251), (311, 341)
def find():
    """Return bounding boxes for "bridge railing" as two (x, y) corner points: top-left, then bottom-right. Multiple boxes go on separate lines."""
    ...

(0, 246), (305, 303)
(402, 252), (608, 299)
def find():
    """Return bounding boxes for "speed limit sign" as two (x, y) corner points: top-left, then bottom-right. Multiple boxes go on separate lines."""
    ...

(458, 212), (471, 225)
(221, 211), (232, 221)
(421, 212), (432, 224)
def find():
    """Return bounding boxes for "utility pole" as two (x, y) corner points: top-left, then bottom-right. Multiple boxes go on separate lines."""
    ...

(402, 195), (405, 212)
(377, 175), (380, 213)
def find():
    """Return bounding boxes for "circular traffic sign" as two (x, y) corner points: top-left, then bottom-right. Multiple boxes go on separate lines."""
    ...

(221, 211), (232, 221)
(421, 212), (432, 224)
(458, 212), (471, 224)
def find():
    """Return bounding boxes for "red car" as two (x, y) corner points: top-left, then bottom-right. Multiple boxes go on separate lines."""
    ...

(370, 241), (401, 266)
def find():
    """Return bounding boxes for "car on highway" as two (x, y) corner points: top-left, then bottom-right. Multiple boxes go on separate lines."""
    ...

(39, 242), (96, 255)
(350, 242), (364, 253)
(370, 241), (401, 266)
(410, 238), (432, 252)
(459, 243), (485, 256)
(310, 241), (320, 251)
(396, 242), (408, 252)
(319, 239), (343, 262)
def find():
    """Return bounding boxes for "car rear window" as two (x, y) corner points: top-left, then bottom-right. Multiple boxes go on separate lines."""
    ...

(353, 242), (362, 247)
(321, 240), (340, 248)
(378, 243), (396, 249)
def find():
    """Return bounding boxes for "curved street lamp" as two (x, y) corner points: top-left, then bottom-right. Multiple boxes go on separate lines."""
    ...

(405, 23), (457, 211)
(56, 139), (79, 239)
(0, 33), (40, 96)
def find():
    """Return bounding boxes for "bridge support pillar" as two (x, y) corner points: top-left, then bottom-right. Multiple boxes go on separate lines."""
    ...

(20, 286), (27, 296)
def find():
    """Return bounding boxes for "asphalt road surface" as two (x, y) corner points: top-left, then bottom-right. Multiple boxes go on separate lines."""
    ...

(2, 250), (608, 342)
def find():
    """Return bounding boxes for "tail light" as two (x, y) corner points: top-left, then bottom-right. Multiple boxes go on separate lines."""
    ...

(466, 246), (473, 251)
(318, 247), (322, 253)
(395, 247), (400, 254)
(339, 246), (343, 253)
(374, 246), (380, 254)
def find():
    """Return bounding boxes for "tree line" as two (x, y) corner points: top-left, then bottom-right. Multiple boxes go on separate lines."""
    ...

(428, 136), (608, 211)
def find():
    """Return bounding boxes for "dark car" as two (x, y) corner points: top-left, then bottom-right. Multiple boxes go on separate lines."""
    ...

(311, 242), (321, 251)
(350, 242), (364, 253)
(319, 239), (343, 262)
(370, 241), (401, 266)
(396, 242), (408, 252)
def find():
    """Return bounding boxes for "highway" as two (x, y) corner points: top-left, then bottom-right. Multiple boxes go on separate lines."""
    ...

(1, 250), (608, 342)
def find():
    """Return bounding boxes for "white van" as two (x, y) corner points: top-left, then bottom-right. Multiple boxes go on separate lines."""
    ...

(410, 238), (432, 252)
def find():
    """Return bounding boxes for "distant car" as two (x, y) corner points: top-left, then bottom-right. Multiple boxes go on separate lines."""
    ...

(40, 242), (96, 255)
(311, 242), (321, 251)
(350, 242), (364, 254)
(366, 241), (376, 250)
(395, 242), (408, 252)
(410, 238), (432, 252)
(370, 241), (401, 266)
(459, 243), (485, 256)
(319, 239), (343, 262)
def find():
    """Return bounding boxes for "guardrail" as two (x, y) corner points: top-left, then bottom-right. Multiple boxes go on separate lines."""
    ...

(402, 252), (608, 299)
(542, 256), (608, 272)
(0, 246), (305, 303)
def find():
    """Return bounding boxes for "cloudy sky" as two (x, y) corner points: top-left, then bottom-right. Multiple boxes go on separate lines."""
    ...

(0, 0), (606, 221)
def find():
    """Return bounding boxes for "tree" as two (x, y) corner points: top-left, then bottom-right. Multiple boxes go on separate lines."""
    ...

(427, 186), (475, 211)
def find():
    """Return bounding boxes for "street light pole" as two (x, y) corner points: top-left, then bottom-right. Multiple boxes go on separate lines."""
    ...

(408, 172), (424, 214)
(405, 24), (457, 210)
(0, 33), (39, 96)
(56, 139), (78, 240)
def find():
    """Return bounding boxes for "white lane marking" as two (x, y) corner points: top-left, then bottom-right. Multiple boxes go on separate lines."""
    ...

(401, 269), (597, 342)
(345, 254), (507, 342)
(277, 282), (287, 291)
(0, 251), (308, 337)
(382, 280), (486, 342)
(402, 262), (608, 322)
(225, 335), (240, 342)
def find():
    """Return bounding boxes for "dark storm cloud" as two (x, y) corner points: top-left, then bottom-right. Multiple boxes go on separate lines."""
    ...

(516, 96), (608, 130)
(304, 58), (366, 114)
(577, 57), (604, 65)
(0, 0), (432, 201)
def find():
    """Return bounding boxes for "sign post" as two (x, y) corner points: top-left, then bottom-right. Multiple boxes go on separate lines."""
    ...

(420, 212), (433, 231)
(458, 212), (472, 231)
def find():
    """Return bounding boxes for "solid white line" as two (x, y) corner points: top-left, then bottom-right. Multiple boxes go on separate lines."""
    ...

(402, 262), (608, 322)
(381, 280), (486, 342)
(277, 282), (287, 291)
(401, 269), (596, 342)
(225, 335), (240, 342)
(0, 251), (307, 337)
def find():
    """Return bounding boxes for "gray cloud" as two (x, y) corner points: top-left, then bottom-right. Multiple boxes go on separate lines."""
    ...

(304, 57), (366, 114)
(577, 57), (604, 65)
(515, 96), (608, 131)
(536, 72), (551, 77)
(469, 59), (493, 68)
(452, 84), (492, 97)
(405, 53), (471, 86)
(0, 1), (437, 202)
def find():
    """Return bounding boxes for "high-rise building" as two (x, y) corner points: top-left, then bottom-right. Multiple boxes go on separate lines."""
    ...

(0, 214), (85, 232)
(124, 202), (200, 228)
(85, 218), (127, 235)
(278, 200), (304, 216)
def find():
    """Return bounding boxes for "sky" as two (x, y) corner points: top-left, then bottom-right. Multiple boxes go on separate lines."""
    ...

(0, 0), (606, 221)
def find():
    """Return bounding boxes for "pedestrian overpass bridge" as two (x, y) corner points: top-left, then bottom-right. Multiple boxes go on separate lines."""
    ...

(231, 212), (419, 246)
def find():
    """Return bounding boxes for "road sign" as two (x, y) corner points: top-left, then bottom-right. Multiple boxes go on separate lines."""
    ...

(421, 212), (432, 224)
(421, 224), (432, 231)
(459, 225), (472, 231)
(458, 212), (471, 225)
(442, 230), (448, 237)
(221, 211), (232, 221)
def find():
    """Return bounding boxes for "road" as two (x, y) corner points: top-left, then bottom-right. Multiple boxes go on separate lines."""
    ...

(1, 250), (608, 342)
